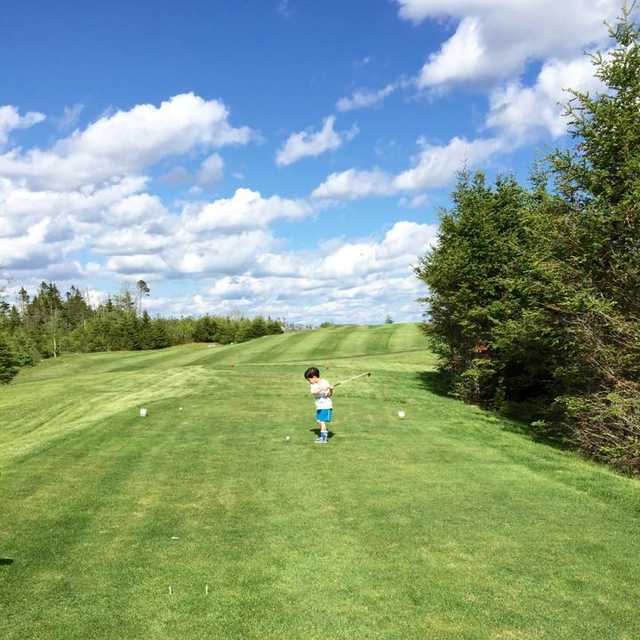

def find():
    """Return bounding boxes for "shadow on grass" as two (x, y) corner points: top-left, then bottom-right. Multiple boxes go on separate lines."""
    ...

(416, 370), (567, 450)
(416, 370), (451, 398)
(0, 558), (14, 566)
(309, 428), (335, 440)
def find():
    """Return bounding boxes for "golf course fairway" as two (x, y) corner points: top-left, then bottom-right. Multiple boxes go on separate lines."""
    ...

(0, 323), (638, 639)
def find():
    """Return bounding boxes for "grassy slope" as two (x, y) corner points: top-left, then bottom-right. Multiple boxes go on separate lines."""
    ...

(0, 323), (639, 640)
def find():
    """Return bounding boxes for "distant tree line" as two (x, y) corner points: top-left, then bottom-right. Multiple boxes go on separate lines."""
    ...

(0, 280), (283, 384)
(416, 12), (640, 473)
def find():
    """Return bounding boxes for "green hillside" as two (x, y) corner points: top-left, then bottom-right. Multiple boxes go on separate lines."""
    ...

(1, 323), (638, 640)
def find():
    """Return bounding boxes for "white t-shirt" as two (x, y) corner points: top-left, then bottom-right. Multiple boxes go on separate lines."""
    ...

(310, 378), (333, 410)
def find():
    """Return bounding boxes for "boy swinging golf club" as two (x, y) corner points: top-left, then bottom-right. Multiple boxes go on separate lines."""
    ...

(304, 367), (371, 444)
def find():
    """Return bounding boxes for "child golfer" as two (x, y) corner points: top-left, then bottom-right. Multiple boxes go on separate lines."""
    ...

(304, 367), (333, 444)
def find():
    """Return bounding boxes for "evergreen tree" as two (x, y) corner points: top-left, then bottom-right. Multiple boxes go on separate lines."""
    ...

(0, 298), (10, 323)
(250, 316), (268, 339)
(148, 319), (170, 349)
(416, 9), (640, 471)
(539, 7), (640, 467)
(193, 316), (219, 342)
(8, 307), (21, 331)
(63, 286), (92, 330)
(0, 335), (18, 384)
(139, 311), (153, 349)
(266, 318), (284, 335)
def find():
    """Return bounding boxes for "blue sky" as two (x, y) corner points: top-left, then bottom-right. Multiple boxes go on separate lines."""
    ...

(0, 0), (621, 323)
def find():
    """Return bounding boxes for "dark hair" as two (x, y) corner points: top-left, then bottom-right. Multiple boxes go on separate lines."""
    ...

(304, 367), (320, 380)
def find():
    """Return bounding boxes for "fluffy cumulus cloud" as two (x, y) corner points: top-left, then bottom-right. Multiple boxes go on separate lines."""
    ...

(81, 184), (319, 281)
(0, 93), (261, 279)
(0, 92), (442, 322)
(312, 135), (503, 200)
(0, 218), (83, 271)
(486, 56), (607, 140)
(182, 188), (313, 232)
(394, 136), (504, 190)
(311, 168), (395, 200)
(0, 105), (45, 146)
(154, 220), (439, 323)
(276, 116), (358, 166)
(0, 93), (252, 190)
(103, 192), (168, 226)
(91, 226), (172, 256)
(396, 0), (619, 87)
(0, 175), (148, 238)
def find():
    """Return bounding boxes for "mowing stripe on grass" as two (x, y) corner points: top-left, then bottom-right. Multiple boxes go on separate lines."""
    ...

(1, 323), (639, 640)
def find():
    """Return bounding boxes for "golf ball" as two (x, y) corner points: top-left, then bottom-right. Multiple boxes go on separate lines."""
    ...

(398, 410), (406, 419)
(286, 436), (291, 441)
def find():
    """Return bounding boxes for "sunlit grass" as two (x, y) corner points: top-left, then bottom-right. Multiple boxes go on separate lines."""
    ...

(1, 324), (638, 639)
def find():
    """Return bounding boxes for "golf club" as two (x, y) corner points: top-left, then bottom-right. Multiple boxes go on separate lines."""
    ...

(333, 372), (372, 388)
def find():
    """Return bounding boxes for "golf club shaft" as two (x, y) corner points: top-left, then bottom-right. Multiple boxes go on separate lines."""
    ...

(334, 372), (371, 387)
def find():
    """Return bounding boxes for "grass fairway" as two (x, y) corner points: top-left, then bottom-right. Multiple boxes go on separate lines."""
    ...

(1, 323), (639, 639)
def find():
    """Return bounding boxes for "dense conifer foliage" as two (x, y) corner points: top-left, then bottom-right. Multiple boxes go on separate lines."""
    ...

(417, 10), (640, 473)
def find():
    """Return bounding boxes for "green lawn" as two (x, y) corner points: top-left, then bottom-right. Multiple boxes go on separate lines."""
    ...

(1, 323), (639, 639)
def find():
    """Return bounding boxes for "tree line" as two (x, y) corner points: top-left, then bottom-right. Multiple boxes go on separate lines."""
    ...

(416, 11), (640, 473)
(0, 281), (283, 383)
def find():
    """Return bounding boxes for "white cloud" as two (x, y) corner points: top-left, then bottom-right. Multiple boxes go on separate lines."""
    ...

(336, 83), (398, 112)
(183, 220), (439, 323)
(486, 55), (606, 140)
(0, 105), (45, 146)
(0, 93), (252, 190)
(104, 193), (168, 225)
(255, 221), (437, 280)
(311, 168), (395, 200)
(196, 153), (224, 186)
(183, 188), (313, 232)
(0, 218), (82, 271)
(166, 230), (274, 276)
(393, 135), (504, 191)
(396, 0), (618, 87)
(105, 254), (169, 275)
(312, 136), (502, 200)
(0, 91), (435, 323)
(276, 116), (358, 166)
(0, 175), (147, 237)
(92, 227), (172, 256)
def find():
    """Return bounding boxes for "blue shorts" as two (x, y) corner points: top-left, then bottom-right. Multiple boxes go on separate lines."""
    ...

(316, 409), (333, 423)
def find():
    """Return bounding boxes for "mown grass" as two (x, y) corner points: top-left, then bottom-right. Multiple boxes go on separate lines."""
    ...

(0, 323), (639, 639)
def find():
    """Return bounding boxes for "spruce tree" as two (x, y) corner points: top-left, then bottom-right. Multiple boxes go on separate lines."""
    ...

(0, 336), (18, 384)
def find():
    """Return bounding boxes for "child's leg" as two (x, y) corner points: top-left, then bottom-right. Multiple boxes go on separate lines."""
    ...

(316, 420), (328, 442)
